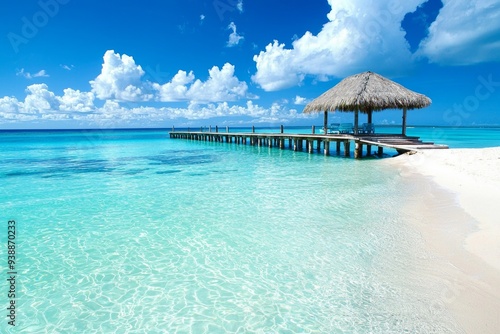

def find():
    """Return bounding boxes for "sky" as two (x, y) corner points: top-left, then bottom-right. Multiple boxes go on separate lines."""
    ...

(0, 0), (499, 129)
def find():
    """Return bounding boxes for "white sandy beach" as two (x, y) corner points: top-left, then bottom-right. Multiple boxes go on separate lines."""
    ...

(386, 147), (500, 334)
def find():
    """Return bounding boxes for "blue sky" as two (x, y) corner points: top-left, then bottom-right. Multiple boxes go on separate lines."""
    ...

(1, 0), (499, 129)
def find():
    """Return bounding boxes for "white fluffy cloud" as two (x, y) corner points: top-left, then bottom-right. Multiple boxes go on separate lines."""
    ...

(67, 99), (307, 126)
(252, 0), (426, 91)
(90, 50), (152, 101)
(0, 97), (24, 121)
(418, 0), (500, 65)
(155, 63), (248, 103)
(253, 0), (500, 91)
(153, 70), (195, 102)
(0, 88), (307, 124)
(23, 84), (60, 113)
(0, 96), (22, 113)
(0, 85), (95, 119)
(159, 100), (308, 122)
(253, 41), (304, 91)
(90, 50), (247, 103)
(0, 50), (305, 125)
(58, 88), (95, 112)
(294, 96), (309, 105)
(1, 64), (281, 125)
(186, 63), (248, 102)
(227, 22), (244, 47)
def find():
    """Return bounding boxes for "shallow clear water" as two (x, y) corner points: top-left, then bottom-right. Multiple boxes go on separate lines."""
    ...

(1, 127), (494, 333)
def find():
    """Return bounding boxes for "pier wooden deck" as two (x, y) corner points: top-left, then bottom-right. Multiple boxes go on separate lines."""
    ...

(169, 130), (448, 158)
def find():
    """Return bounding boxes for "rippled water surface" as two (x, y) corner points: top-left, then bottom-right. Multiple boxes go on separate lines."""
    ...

(0, 128), (477, 333)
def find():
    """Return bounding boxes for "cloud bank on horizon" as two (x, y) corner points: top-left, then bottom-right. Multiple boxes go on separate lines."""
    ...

(1, 0), (499, 127)
(0, 50), (267, 124)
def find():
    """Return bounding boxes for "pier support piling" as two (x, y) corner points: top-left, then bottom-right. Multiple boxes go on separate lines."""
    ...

(354, 142), (363, 159)
(324, 141), (330, 156)
(344, 141), (350, 157)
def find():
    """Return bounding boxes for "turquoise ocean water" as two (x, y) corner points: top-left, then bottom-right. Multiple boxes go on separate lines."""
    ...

(1, 127), (499, 333)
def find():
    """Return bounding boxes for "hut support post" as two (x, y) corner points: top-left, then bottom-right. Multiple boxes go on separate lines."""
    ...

(323, 111), (328, 135)
(354, 110), (359, 134)
(368, 110), (373, 124)
(402, 108), (407, 136)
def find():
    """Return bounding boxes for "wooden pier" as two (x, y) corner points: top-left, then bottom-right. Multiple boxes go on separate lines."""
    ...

(169, 128), (448, 158)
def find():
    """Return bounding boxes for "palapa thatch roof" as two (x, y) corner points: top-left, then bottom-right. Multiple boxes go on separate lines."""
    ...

(303, 71), (431, 114)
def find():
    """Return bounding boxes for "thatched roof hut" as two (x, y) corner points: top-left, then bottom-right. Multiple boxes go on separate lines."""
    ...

(303, 71), (431, 135)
